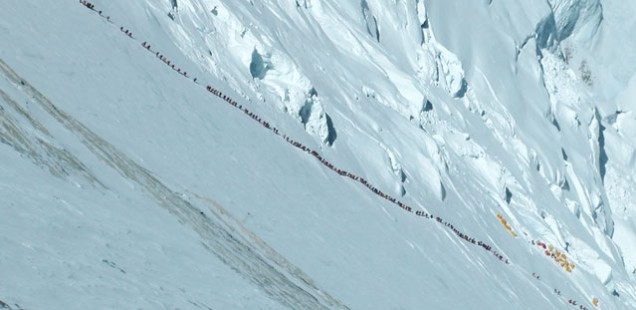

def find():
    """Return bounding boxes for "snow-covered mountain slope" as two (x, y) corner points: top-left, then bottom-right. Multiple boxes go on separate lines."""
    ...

(1, 0), (635, 309)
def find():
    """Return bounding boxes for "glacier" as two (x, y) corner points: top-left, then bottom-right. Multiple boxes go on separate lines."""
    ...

(1, 0), (635, 309)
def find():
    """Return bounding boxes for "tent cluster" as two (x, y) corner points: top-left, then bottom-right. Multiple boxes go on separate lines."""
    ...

(533, 241), (575, 273)
(496, 214), (517, 237)
(77, 3), (604, 309)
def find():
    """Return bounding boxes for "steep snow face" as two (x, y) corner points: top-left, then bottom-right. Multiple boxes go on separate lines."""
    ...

(536, 0), (636, 282)
(537, 0), (602, 50)
(1, 0), (636, 309)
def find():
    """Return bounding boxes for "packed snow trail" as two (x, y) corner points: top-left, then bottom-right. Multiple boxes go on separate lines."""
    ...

(72, 2), (606, 308)
(0, 58), (349, 310)
(0, 2), (594, 309)
(78, 0), (510, 264)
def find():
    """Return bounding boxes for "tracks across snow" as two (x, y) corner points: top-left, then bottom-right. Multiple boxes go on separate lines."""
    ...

(0, 58), (350, 310)
(82, 1), (510, 264)
(3, 2), (608, 308)
(0, 87), (104, 188)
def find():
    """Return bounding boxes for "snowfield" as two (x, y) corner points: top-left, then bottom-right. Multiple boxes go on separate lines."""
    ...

(1, 0), (635, 309)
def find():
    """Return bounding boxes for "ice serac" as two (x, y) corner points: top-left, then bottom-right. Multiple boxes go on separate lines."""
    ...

(300, 88), (336, 146)
(361, 0), (380, 42)
(415, 0), (466, 98)
(2, 0), (636, 309)
(536, 0), (602, 53)
(603, 72), (636, 279)
(548, 0), (602, 43)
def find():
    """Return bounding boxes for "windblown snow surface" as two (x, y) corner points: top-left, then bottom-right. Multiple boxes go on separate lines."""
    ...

(1, 0), (636, 309)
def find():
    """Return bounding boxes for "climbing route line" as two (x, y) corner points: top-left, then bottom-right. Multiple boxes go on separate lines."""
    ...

(79, 0), (506, 263)
(76, 1), (600, 309)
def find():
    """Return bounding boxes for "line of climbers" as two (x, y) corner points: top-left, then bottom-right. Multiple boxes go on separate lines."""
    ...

(568, 298), (594, 310)
(119, 26), (133, 38)
(147, 44), (189, 78)
(203, 82), (512, 263)
(80, 1), (110, 21)
(551, 283), (595, 309)
(79, 0), (95, 10)
(78, 3), (600, 308)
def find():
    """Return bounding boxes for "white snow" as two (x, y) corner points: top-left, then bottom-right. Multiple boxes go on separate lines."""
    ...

(1, 0), (636, 309)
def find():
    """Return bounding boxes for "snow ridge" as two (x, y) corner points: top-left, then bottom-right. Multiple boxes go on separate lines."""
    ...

(78, 1), (509, 264)
(3, 0), (636, 309)
(45, 3), (611, 309)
